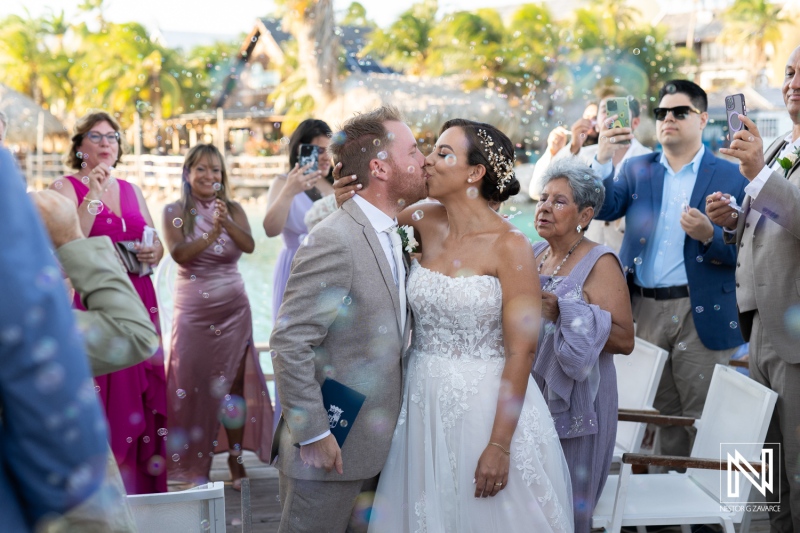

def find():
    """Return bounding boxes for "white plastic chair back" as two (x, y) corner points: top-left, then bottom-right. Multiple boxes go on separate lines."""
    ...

(613, 338), (667, 457)
(689, 365), (777, 510)
(127, 481), (225, 532)
(153, 253), (177, 359)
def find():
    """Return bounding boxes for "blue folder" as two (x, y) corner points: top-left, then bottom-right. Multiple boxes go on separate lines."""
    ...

(321, 378), (366, 447)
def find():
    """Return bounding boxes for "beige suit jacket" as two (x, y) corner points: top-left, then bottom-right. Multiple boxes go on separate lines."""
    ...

(732, 134), (800, 363)
(48, 236), (159, 533)
(270, 199), (411, 482)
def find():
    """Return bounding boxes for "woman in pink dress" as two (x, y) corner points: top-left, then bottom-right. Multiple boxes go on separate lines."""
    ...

(163, 144), (273, 489)
(51, 111), (167, 494)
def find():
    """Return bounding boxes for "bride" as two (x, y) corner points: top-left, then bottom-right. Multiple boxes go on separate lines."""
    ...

(339, 120), (573, 532)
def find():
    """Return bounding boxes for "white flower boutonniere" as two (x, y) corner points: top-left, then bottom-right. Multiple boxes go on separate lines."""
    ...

(397, 225), (419, 254)
(777, 146), (800, 177)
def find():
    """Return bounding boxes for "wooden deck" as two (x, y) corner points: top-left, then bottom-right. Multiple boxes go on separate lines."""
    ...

(204, 452), (772, 532)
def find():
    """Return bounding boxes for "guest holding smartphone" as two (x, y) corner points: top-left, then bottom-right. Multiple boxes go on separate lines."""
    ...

(262, 119), (334, 427)
(50, 111), (167, 495)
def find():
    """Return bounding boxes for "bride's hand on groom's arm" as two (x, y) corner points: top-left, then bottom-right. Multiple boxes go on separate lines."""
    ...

(299, 434), (344, 474)
(473, 445), (510, 498)
(332, 162), (361, 207)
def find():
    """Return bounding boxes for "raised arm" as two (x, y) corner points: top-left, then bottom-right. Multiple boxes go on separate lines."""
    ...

(263, 163), (319, 237)
(29, 190), (159, 376)
(474, 230), (541, 498)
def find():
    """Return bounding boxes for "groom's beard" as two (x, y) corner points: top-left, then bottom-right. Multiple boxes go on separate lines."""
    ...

(388, 160), (427, 206)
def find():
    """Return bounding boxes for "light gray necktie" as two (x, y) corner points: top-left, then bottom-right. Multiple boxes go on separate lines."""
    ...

(385, 226), (407, 333)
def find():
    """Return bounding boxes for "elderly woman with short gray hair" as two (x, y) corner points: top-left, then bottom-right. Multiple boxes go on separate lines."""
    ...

(531, 157), (635, 531)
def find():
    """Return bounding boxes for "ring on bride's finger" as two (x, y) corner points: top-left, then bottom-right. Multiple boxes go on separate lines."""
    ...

(494, 482), (503, 487)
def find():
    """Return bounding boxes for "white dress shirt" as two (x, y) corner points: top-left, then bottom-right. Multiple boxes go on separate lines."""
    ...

(299, 194), (404, 447)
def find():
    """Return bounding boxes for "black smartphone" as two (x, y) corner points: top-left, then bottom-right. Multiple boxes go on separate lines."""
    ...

(725, 94), (747, 133)
(298, 144), (321, 174)
(606, 97), (631, 145)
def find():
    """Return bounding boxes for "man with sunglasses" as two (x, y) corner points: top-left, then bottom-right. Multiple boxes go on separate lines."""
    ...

(590, 80), (748, 463)
(706, 45), (800, 531)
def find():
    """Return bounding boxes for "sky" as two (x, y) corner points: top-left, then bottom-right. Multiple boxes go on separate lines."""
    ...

(2, 0), (503, 35)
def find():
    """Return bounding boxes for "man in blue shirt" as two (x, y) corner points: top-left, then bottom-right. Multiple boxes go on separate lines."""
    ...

(0, 147), (108, 531)
(590, 80), (748, 460)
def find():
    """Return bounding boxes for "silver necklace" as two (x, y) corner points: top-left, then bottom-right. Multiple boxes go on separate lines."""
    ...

(538, 235), (584, 288)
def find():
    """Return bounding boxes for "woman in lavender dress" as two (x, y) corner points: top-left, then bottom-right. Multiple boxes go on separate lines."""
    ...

(532, 158), (635, 532)
(163, 144), (273, 489)
(262, 119), (334, 425)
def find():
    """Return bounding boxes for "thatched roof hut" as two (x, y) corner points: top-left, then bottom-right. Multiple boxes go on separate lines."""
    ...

(0, 84), (68, 147)
(321, 73), (523, 139)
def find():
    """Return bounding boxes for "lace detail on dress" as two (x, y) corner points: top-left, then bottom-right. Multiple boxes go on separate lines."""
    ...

(414, 491), (427, 533)
(407, 262), (504, 429)
(513, 405), (570, 532)
(407, 261), (504, 361)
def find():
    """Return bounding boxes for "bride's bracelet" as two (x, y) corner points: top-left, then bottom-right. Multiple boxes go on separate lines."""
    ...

(488, 442), (510, 456)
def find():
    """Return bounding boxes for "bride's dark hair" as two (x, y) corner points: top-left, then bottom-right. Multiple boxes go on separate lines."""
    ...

(439, 119), (520, 203)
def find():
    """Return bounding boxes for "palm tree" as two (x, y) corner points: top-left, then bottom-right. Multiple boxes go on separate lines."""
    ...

(275, 0), (339, 113)
(0, 12), (72, 107)
(361, 0), (438, 76)
(71, 22), (187, 124)
(720, 0), (788, 84)
(340, 2), (375, 27)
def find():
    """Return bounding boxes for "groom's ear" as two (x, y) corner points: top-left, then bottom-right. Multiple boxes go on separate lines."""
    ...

(369, 158), (390, 183)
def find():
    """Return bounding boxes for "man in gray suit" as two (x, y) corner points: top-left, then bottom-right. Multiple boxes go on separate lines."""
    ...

(270, 106), (428, 532)
(707, 45), (800, 531)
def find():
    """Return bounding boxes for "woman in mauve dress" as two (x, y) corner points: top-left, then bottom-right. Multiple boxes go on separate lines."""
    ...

(51, 111), (167, 495)
(531, 158), (635, 532)
(163, 144), (273, 490)
(262, 119), (334, 427)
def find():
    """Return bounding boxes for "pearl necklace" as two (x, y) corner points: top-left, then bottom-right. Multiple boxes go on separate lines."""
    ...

(538, 235), (585, 288)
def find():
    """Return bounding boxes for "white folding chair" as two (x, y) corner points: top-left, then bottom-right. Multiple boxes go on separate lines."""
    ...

(153, 253), (177, 358)
(127, 481), (226, 532)
(613, 337), (668, 462)
(592, 364), (778, 533)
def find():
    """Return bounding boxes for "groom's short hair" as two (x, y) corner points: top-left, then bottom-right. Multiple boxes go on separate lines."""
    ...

(330, 105), (404, 189)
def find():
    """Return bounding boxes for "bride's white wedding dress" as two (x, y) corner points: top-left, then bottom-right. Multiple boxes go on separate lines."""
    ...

(368, 261), (573, 533)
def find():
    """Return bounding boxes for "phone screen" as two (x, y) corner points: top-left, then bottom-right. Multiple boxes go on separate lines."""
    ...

(298, 144), (320, 174)
(606, 97), (631, 145)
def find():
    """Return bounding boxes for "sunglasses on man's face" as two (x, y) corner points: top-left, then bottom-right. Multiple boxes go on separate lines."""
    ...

(653, 106), (702, 121)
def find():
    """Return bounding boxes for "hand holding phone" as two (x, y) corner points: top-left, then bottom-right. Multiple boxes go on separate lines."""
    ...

(725, 94), (747, 134)
(298, 144), (321, 175)
(606, 98), (631, 145)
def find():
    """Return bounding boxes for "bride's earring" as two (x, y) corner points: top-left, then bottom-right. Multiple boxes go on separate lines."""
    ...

(467, 178), (473, 183)
(576, 224), (582, 233)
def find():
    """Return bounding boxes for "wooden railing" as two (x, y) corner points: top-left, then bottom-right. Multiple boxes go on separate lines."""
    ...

(18, 153), (287, 196)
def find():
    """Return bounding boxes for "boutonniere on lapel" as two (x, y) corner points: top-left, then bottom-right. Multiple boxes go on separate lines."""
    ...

(776, 146), (800, 177)
(397, 225), (419, 254)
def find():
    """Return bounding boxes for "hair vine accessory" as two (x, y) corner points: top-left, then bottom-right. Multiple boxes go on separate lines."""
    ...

(477, 129), (515, 192)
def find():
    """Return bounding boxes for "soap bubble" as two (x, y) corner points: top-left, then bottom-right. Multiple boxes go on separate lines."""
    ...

(87, 200), (104, 215)
(445, 154), (457, 166)
(411, 210), (424, 221)
(173, 218), (184, 228)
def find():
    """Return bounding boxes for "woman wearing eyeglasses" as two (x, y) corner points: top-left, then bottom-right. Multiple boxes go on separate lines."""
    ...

(262, 119), (334, 427)
(51, 111), (168, 495)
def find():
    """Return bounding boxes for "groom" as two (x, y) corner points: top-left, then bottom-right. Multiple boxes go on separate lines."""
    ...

(270, 105), (428, 532)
